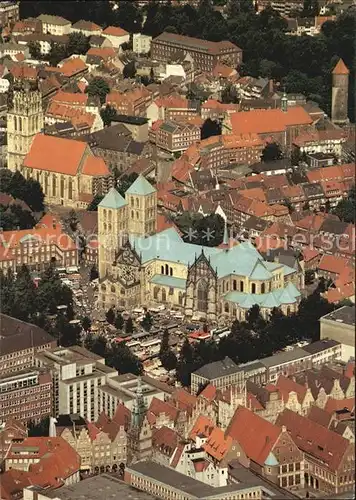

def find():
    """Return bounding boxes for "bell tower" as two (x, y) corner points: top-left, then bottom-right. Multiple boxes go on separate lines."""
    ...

(125, 175), (157, 237)
(331, 58), (349, 125)
(7, 82), (44, 172)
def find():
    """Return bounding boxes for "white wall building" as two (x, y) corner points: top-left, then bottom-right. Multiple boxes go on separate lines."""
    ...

(133, 33), (152, 54)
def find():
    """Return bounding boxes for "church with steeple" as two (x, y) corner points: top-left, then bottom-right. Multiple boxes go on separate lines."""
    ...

(331, 58), (349, 125)
(126, 377), (152, 464)
(97, 176), (304, 322)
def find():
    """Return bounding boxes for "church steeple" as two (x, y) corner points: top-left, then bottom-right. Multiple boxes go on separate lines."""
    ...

(131, 376), (146, 428)
(223, 219), (228, 246)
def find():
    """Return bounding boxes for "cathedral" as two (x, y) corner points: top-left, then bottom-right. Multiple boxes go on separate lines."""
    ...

(98, 176), (304, 322)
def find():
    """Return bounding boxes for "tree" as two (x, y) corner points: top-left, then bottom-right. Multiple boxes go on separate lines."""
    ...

(12, 265), (37, 322)
(246, 305), (267, 333)
(48, 42), (67, 66)
(159, 329), (177, 371)
(117, 173), (139, 197)
(0, 204), (36, 231)
(87, 194), (104, 211)
(100, 105), (117, 126)
(87, 77), (110, 105)
(333, 185), (355, 223)
(116, 1), (143, 33)
(36, 264), (73, 315)
(123, 61), (137, 79)
(114, 312), (124, 330)
(106, 307), (115, 325)
(89, 264), (99, 281)
(82, 316), (92, 332)
(59, 318), (81, 347)
(67, 32), (90, 55)
(84, 333), (107, 358)
(28, 41), (42, 59)
(107, 342), (143, 375)
(66, 209), (79, 232)
(28, 416), (50, 437)
(176, 338), (195, 387)
(221, 83), (239, 104)
(201, 118), (221, 140)
(261, 142), (283, 162)
(141, 311), (153, 331)
(305, 269), (315, 285)
(125, 317), (134, 333)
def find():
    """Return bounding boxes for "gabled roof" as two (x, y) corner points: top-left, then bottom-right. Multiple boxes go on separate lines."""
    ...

(125, 174), (157, 196)
(276, 409), (350, 472)
(98, 187), (127, 209)
(226, 407), (281, 466)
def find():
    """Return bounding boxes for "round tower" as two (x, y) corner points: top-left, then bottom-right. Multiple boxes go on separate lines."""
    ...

(331, 58), (349, 125)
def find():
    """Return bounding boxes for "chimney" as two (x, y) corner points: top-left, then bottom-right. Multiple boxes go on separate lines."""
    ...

(282, 425), (287, 433)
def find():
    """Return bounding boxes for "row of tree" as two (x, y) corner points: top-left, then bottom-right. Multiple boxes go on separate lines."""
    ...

(0, 263), (82, 346)
(0, 169), (45, 213)
(175, 290), (336, 386)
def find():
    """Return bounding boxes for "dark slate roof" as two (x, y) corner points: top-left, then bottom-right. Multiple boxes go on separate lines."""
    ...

(0, 313), (55, 356)
(79, 123), (145, 154)
(193, 356), (239, 380)
(262, 248), (301, 270)
(319, 218), (349, 236)
(303, 339), (340, 355)
(111, 114), (148, 126)
(321, 306), (355, 327)
(302, 182), (324, 197)
(244, 215), (270, 232)
(56, 413), (87, 428)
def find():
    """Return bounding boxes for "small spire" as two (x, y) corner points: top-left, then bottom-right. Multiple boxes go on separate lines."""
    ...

(223, 219), (228, 246)
(215, 176), (220, 190)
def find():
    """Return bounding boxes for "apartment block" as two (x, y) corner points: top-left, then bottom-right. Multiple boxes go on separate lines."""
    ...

(155, 120), (201, 153)
(0, 314), (56, 376)
(34, 345), (117, 422)
(133, 33), (152, 54)
(151, 32), (242, 73)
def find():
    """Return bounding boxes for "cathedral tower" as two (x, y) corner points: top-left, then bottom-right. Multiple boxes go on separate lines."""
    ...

(7, 83), (44, 172)
(331, 58), (349, 125)
(126, 377), (152, 464)
(98, 187), (128, 278)
(125, 175), (157, 237)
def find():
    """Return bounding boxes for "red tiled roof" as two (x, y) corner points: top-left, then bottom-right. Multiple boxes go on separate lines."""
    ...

(302, 247), (320, 262)
(203, 427), (233, 461)
(87, 47), (116, 59)
(112, 403), (131, 429)
(275, 375), (308, 404)
(324, 397), (355, 415)
(226, 407), (281, 465)
(24, 134), (87, 176)
(59, 57), (87, 77)
(51, 90), (88, 105)
(247, 392), (264, 410)
(345, 362), (355, 380)
(318, 254), (352, 276)
(152, 425), (178, 455)
(189, 415), (215, 440)
(87, 422), (101, 441)
(199, 384), (217, 401)
(276, 409), (350, 471)
(230, 107), (312, 135)
(147, 397), (179, 424)
(82, 156), (110, 177)
(170, 388), (197, 410)
(103, 26), (129, 37)
(323, 282), (355, 304)
(307, 406), (333, 428)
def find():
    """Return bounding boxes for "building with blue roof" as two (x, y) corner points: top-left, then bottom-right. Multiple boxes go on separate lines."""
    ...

(97, 176), (303, 320)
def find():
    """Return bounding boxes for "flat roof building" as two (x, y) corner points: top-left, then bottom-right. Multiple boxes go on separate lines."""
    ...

(320, 306), (355, 362)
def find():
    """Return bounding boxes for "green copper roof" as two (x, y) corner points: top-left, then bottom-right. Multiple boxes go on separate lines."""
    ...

(151, 274), (187, 289)
(249, 261), (273, 280)
(98, 187), (127, 209)
(265, 452), (279, 466)
(224, 283), (300, 309)
(126, 175), (156, 196)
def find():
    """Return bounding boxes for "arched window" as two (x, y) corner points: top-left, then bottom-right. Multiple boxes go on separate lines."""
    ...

(165, 264), (169, 275)
(52, 175), (56, 196)
(60, 177), (65, 199)
(161, 288), (167, 302)
(68, 178), (73, 200)
(240, 281), (244, 292)
(136, 211), (139, 219)
(287, 306), (291, 315)
(108, 210), (112, 221)
(44, 174), (48, 194)
(224, 303), (229, 313)
(131, 210), (134, 219)
(101, 284), (106, 291)
(251, 283), (256, 294)
(36, 115), (39, 130)
(197, 280), (208, 312)
(161, 265), (164, 274)
(154, 287), (159, 299)
(233, 280), (237, 291)
(261, 283), (265, 294)
(103, 209), (107, 219)
(131, 198), (134, 206)
(169, 267), (173, 276)
(136, 197), (139, 207)
(19, 117), (22, 132)
(14, 116), (17, 131)
(178, 292), (183, 305)
(111, 285), (115, 293)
